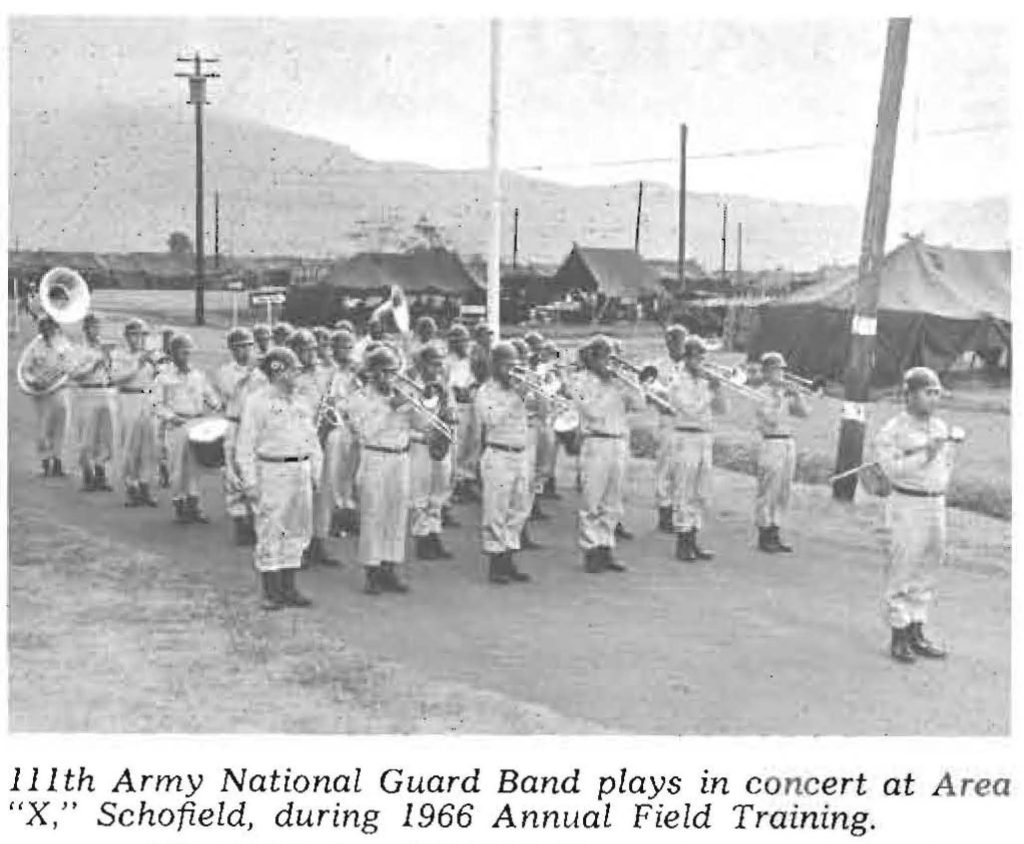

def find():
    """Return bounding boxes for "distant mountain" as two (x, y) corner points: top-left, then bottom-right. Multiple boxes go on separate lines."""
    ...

(8, 105), (1009, 271)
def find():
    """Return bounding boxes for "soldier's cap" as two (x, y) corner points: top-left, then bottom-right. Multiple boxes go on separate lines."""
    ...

(586, 335), (613, 356)
(260, 347), (300, 378)
(415, 316), (438, 333)
(38, 315), (58, 332)
(490, 340), (517, 362)
(271, 321), (295, 338)
(540, 340), (559, 354)
(124, 318), (149, 334)
(511, 338), (530, 356)
(331, 328), (355, 346)
(333, 319), (355, 332)
(417, 343), (444, 365)
(312, 326), (331, 342)
(665, 323), (688, 340)
(448, 323), (470, 340)
(83, 313), (101, 326)
(683, 336), (707, 357)
(474, 323), (494, 337)
(365, 346), (400, 372)
(252, 323), (272, 336)
(287, 328), (317, 350)
(760, 351), (787, 369)
(227, 327), (255, 348)
(169, 332), (195, 353)
(524, 331), (544, 347)
(903, 366), (942, 393)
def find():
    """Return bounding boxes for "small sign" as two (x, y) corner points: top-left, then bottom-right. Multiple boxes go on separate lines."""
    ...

(226, 281), (244, 292)
(251, 293), (286, 306)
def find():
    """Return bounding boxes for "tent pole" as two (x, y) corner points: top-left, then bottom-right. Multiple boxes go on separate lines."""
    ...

(833, 18), (911, 501)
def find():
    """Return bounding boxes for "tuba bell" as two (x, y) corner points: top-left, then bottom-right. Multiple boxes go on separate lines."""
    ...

(39, 266), (91, 325)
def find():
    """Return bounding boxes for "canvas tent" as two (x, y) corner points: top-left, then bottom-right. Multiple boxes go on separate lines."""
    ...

(549, 244), (662, 299)
(748, 238), (1011, 385)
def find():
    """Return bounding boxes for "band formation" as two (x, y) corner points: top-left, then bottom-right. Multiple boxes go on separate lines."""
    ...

(19, 298), (960, 664)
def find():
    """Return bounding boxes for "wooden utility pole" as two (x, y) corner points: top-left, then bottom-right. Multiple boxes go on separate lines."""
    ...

(833, 18), (911, 501)
(512, 207), (519, 270)
(720, 203), (728, 284)
(487, 19), (503, 339)
(214, 190), (220, 270)
(677, 124), (688, 291)
(634, 180), (644, 253)
(175, 51), (220, 326)
(736, 221), (743, 287)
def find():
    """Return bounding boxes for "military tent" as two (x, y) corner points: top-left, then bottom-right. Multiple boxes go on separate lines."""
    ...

(748, 238), (1011, 385)
(549, 244), (662, 299)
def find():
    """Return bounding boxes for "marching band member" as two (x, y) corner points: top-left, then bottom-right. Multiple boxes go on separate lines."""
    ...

(564, 336), (647, 573)
(216, 328), (266, 545)
(446, 323), (478, 503)
(872, 366), (957, 664)
(354, 314), (385, 362)
(326, 328), (363, 535)
(313, 326), (333, 368)
(271, 321), (295, 348)
(69, 313), (117, 492)
(534, 339), (562, 500)
(235, 347), (319, 611)
(287, 329), (340, 567)
(155, 333), (222, 524)
(475, 341), (532, 584)
(407, 344), (456, 560)
(155, 327), (176, 488)
(512, 339), (547, 543)
(348, 347), (419, 595)
(252, 323), (272, 356)
(22, 315), (72, 477)
(655, 324), (689, 532)
(411, 316), (438, 359)
(666, 336), (726, 562)
(753, 352), (809, 553)
(109, 318), (160, 507)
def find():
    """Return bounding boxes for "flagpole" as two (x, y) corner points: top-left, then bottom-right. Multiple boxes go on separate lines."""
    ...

(487, 18), (502, 340)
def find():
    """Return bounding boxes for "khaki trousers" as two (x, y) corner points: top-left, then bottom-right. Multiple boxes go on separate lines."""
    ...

(578, 436), (627, 550)
(670, 431), (714, 532)
(883, 492), (946, 628)
(33, 390), (69, 460)
(754, 437), (796, 528)
(480, 445), (530, 554)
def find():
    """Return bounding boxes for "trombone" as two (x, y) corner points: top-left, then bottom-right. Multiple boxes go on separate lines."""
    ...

(509, 365), (574, 415)
(606, 355), (675, 414)
(391, 372), (454, 441)
(698, 361), (765, 401)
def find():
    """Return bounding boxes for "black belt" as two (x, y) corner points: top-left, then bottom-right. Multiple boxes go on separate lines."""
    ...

(584, 431), (624, 440)
(409, 435), (428, 445)
(226, 416), (241, 423)
(258, 454), (310, 463)
(118, 386), (151, 394)
(892, 485), (944, 498)
(78, 383), (110, 389)
(364, 444), (409, 455)
(763, 433), (793, 440)
(486, 442), (525, 453)
(674, 426), (708, 434)
(456, 399), (474, 406)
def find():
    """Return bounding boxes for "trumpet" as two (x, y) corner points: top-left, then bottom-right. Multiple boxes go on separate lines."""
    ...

(391, 373), (454, 441)
(608, 354), (660, 386)
(781, 371), (827, 397)
(509, 365), (574, 415)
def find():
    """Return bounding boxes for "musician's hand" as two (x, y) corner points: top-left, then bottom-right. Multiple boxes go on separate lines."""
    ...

(925, 436), (946, 462)
(388, 393), (407, 411)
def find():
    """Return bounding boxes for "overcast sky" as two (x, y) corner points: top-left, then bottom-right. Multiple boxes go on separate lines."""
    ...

(9, 16), (1010, 206)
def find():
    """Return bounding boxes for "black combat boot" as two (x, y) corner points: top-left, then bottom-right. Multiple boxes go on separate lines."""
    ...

(908, 622), (947, 659)
(541, 478), (560, 500)
(505, 552), (531, 583)
(137, 482), (159, 507)
(381, 562), (410, 593)
(602, 546), (626, 572)
(441, 507), (461, 528)
(583, 548), (603, 573)
(41, 458), (51, 477)
(93, 465), (113, 491)
(50, 458), (65, 477)
(187, 496), (209, 524)
(260, 572), (285, 611)
(488, 554), (510, 584)
(757, 527), (777, 553)
(416, 535), (437, 560)
(675, 531), (697, 562)
(125, 484), (142, 507)
(657, 506), (673, 533)
(158, 461), (170, 488)
(363, 567), (382, 596)
(890, 627), (917, 664)
(614, 522), (634, 541)
(172, 497), (189, 524)
(280, 569), (312, 608)
(530, 499), (550, 521)
(234, 517), (251, 546)
(309, 537), (340, 567)
(692, 531), (714, 561)
(431, 534), (453, 560)
(771, 526), (793, 553)
(81, 464), (96, 492)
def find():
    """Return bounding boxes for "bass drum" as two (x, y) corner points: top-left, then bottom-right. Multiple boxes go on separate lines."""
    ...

(552, 408), (582, 457)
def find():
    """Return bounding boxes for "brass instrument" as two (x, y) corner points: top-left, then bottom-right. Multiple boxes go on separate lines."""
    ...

(697, 361), (765, 401)
(391, 372), (454, 441)
(605, 355), (675, 415)
(781, 371), (827, 397)
(827, 426), (967, 493)
(509, 365), (575, 415)
(315, 372), (345, 441)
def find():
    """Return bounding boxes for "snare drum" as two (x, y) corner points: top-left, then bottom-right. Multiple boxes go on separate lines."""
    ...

(187, 417), (232, 469)
(552, 408), (582, 456)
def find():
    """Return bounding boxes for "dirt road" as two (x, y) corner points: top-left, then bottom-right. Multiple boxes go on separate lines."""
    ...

(8, 369), (1010, 734)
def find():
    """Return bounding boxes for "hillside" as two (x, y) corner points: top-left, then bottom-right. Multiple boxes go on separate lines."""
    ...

(9, 105), (1009, 270)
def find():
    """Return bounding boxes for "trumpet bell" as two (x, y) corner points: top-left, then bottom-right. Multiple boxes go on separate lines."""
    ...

(39, 267), (91, 325)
